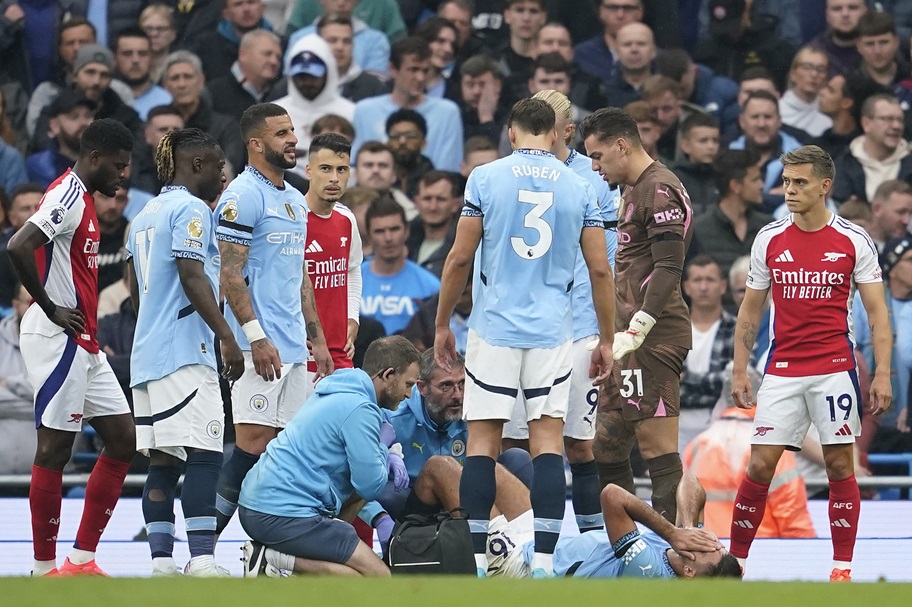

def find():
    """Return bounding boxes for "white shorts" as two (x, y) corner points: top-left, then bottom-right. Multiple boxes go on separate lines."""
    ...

(22, 333), (130, 432)
(231, 352), (311, 427)
(753, 370), (862, 449)
(486, 510), (534, 578)
(464, 329), (573, 423)
(133, 365), (224, 461)
(504, 336), (599, 440)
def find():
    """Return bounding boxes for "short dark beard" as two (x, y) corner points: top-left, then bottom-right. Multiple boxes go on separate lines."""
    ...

(831, 28), (858, 44)
(264, 145), (295, 170)
(117, 73), (150, 88)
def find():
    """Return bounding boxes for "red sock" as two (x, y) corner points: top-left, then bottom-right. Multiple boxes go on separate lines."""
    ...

(353, 517), (373, 545)
(829, 476), (860, 563)
(30, 465), (64, 561)
(74, 456), (130, 552)
(729, 476), (770, 559)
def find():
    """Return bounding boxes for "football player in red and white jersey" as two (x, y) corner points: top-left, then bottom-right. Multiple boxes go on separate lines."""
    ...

(7, 118), (136, 576)
(303, 132), (363, 374)
(729, 145), (892, 583)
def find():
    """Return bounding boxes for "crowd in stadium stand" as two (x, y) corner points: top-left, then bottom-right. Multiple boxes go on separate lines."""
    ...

(0, 0), (910, 517)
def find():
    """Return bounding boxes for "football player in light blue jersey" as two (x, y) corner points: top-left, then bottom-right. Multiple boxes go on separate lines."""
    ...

(483, 473), (732, 579)
(434, 98), (616, 578)
(214, 103), (333, 540)
(504, 90), (621, 540)
(127, 128), (245, 577)
(239, 336), (420, 578)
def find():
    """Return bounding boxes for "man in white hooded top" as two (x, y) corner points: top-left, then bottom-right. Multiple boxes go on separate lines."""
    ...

(275, 34), (355, 176)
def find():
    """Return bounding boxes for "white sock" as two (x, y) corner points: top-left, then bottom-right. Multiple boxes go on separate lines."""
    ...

(833, 560), (852, 570)
(152, 557), (177, 572)
(189, 555), (216, 569)
(474, 553), (487, 573)
(68, 548), (95, 565)
(265, 548), (294, 572)
(33, 559), (56, 575)
(531, 552), (553, 575)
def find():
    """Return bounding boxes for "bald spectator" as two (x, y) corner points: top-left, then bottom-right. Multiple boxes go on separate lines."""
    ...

(603, 22), (656, 109)
(692, 0), (796, 91)
(162, 50), (246, 175)
(191, 0), (275, 81)
(866, 180), (912, 252)
(655, 48), (739, 135)
(833, 94), (912, 204)
(574, 0), (643, 83)
(729, 90), (803, 212)
(780, 47), (833, 138)
(207, 29), (284, 122)
(317, 13), (387, 103)
(852, 11), (912, 109)
(810, 0), (866, 77)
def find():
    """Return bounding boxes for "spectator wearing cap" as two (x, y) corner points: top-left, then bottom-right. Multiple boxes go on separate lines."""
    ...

(317, 13), (387, 104)
(207, 29), (284, 122)
(385, 109), (434, 200)
(692, 0), (796, 92)
(162, 50), (246, 176)
(853, 234), (912, 431)
(287, 0), (391, 74)
(275, 33), (355, 173)
(832, 94), (912, 204)
(24, 90), (95, 188)
(27, 43), (143, 152)
(352, 38), (463, 172)
(190, 0), (276, 82)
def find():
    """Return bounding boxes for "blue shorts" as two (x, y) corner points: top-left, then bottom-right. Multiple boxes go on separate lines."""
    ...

(238, 507), (360, 564)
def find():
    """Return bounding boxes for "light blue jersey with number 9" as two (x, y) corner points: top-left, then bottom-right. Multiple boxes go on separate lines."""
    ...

(462, 149), (602, 349)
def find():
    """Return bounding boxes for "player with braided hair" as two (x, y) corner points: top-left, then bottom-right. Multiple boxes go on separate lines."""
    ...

(127, 127), (245, 577)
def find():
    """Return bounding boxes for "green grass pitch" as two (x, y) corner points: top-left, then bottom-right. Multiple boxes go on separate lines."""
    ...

(4, 577), (912, 607)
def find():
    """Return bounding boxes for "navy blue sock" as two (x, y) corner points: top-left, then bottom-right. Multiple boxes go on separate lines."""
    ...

(142, 465), (182, 559)
(215, 446), (259, 534)
(497, 448), (533, 489)
(570, 460), (603, 532)
(181, 450), (223, 558)
(460, 455), (496, 554)
(531, 453), (565, 555)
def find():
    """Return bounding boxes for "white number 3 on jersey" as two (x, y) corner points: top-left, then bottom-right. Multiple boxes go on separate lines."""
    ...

(511, 189), (554, 260)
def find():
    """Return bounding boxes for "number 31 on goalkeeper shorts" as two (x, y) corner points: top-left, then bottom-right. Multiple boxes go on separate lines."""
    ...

(620, 369), (644, 398)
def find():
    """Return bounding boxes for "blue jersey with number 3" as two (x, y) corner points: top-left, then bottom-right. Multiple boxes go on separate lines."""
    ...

(126, 186), (219, 386)
(462, 149), (602, 349)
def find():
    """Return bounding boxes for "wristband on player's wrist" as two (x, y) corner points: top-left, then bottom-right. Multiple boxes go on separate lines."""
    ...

(242, 319), (267, 343)
(628, 310), (657, 336)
